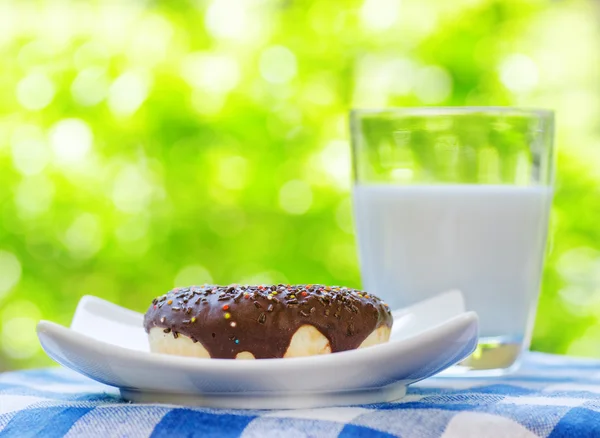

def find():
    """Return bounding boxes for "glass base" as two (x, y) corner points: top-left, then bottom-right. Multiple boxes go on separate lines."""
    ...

(439, 336), (524, 377)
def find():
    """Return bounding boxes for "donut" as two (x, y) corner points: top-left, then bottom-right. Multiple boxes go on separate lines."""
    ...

(143, 284), (393, 359)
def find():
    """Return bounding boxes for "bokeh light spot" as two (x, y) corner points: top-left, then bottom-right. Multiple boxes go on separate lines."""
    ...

(353, 56), (415, 105)
(115, 215), (149, 243)
(49, 119), (93, 165)
(413, 66), (452, 104)
(16, 72), (55, 110)
(303, 75), (336, 106)
(2, 300), (41, 323)
(17, 40), (54, 70)
(500, 54), (539, 93)
(71, 67), (110, 106)
(259, 46), (297, 84)
(74, 41), (110, 70)
(15, 175), (55, 218)
(567, 325), (600, 358)
(205, 0), (248, 40)
(318, 140), (351, 190)
(239, 270), (288, 286)
(278, 180), (313, 215)
(557, 247), (600, 288)
(335, 197), (354, 234)
(115, 214), (151, 257)
(111, 165), (156, 213)
(181, 53), (240, 93)
(174, 265), (213, 287)
(10, 125), (50, 176)
(191, 90), (226, 116)
(0, 251), (22, 300)
(360, 0), (400, 30)
(1, 316), (39, 359)
(129, 14), (173, 67)
(63, 213), (104, 259)
(108, 70), (151, 117)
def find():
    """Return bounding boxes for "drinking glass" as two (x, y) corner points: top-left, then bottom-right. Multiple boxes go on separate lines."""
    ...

(350, 107), (555, 374)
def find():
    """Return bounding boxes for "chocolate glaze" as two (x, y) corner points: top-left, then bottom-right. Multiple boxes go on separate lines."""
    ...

(143, 284), (393, 359)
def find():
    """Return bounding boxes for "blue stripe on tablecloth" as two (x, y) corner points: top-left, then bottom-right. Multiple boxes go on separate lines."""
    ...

(0, 406), (94, 438)
(548, 408), (600, 438)
(457, 384), (539, 395)
(363, 402), (477, 412)
(150, 409), (256, 438)
(338, 424), (398, 437)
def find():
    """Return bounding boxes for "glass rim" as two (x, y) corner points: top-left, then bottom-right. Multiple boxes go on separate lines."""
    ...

(351, 106), (554, 118)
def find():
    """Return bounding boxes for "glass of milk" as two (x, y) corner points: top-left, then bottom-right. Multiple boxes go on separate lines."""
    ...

(350, 107), (555, 374)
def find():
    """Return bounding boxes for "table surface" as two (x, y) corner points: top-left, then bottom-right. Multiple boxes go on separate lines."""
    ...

(1, 352), (600, 438)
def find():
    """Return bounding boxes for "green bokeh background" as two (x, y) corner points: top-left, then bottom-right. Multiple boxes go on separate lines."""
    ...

(2, 0), (600, 370)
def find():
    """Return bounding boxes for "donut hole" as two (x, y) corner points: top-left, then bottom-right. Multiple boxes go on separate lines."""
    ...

(358, 325), (391, 349)
(235, 351), (256, 360)
(284, 324), (332, 358)
(148, 327), (210, 358)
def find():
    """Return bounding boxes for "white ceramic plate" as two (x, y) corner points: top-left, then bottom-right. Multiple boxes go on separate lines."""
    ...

(37, 290), (478, 409)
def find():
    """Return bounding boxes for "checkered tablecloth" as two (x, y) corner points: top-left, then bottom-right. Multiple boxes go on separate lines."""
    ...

(1, 352), (600, 437)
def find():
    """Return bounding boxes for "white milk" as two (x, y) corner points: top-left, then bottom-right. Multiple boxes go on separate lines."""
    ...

(353, 184), (552, 340)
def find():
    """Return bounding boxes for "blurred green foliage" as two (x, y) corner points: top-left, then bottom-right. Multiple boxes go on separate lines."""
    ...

(1, 0), (600, 370)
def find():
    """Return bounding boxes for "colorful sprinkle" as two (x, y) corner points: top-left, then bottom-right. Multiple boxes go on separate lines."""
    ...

(230, 321), (237, 327)
(167, 299), (173, 305)
(301, 291), (308, 297)
(267, 295), (273, 300)
(191, 317), (197, 323)
(222, 304), (230, 311)
(235, 339), (240, 344)
(224, 312), (231, 319)
(290, 295), (296, 299)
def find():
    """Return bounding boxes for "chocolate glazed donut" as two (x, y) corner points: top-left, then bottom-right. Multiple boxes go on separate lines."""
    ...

(144, 284), (393, 359)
